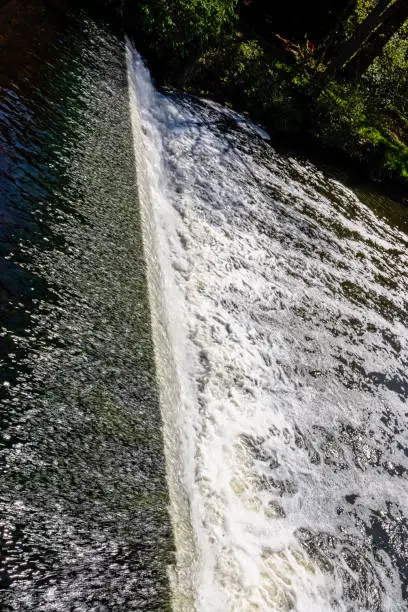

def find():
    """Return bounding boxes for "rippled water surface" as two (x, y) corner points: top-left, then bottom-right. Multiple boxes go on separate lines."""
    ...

(128, 50), (408, 611)
(0, 5), (173, 610)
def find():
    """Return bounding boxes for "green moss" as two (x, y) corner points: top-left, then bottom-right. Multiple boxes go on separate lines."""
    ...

(356, 124), (408, 177)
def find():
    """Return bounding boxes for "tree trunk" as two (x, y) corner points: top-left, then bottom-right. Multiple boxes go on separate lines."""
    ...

(318, 0), (357, 64)
(344, 0), (408, 79)
(327, 0), (391, 74)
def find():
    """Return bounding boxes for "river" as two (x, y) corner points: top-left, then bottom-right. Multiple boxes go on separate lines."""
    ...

(1, 3), (408, 611)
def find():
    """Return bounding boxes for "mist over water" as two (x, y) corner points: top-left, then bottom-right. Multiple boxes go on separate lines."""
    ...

(127, 46), (408, 611)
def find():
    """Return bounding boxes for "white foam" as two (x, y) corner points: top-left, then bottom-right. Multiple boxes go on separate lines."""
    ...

(126, 42), (198, 611)
(127, 44), (408, 611)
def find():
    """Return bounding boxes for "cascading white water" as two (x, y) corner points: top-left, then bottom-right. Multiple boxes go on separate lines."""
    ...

(126, 43), (197, 611)
(127, 42), (408, 612)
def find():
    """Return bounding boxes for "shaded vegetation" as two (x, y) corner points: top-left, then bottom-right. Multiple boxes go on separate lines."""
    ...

(85, 0), (408, 184)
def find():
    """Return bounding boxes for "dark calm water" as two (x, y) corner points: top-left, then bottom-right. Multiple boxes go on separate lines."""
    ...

(0, 4), (173, 610)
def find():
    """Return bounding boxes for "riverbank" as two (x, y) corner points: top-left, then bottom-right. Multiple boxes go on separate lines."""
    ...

(76, 0), (408, 190)
(157, 34), (408, 190)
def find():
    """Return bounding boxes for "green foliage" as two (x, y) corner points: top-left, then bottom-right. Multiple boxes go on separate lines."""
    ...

(205, 38), (278, 110)
(308, 73), (408, 179)
(346, 0), (374, 32)
(356, 0), (375, 22)
(136, 0), (238, 69)
(310, 81), (367, 150)
(363, 29), (408, 114)
(95, 0), (408, 183)
(191, 19), (408, 181)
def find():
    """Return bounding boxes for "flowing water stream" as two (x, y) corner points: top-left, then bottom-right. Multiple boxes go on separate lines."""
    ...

(1, 3), (408, 610)
(127, 45), (408, 612)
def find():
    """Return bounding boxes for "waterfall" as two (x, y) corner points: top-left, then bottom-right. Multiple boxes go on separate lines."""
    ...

(126, 41), (408, 612)
(126, 42), (198, 611)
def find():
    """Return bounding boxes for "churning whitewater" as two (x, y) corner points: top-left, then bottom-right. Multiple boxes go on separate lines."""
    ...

(127, 43), (408, 611)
